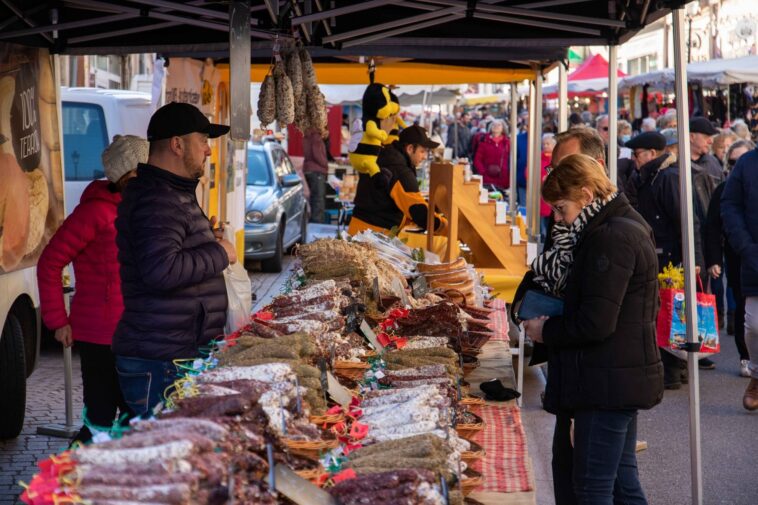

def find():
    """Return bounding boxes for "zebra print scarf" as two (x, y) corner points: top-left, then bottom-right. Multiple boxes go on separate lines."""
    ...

(532, 192), (618, 297)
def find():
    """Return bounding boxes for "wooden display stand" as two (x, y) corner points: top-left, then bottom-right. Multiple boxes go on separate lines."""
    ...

(427, 162), (527, 277)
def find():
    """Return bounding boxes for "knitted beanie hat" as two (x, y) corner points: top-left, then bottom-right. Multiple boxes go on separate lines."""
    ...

(101, 134), (148, 183)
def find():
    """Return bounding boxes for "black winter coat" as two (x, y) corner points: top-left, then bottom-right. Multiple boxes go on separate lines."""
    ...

(540, 194), (663, 411)
(113, 163), (229, 361)
(634, 153), (706, 272)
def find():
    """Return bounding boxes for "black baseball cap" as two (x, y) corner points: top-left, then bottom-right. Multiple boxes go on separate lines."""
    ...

(147, 102), (230, 141)
(399, 125), (439, 149)
(625, 131), (666, 151)
(689, 117), (719, 136)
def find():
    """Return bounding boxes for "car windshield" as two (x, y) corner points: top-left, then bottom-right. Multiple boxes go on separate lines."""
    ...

(247, 149), (271, 186)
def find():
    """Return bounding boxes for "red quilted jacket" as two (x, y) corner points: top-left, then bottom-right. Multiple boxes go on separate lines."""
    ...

(37, 180), (123, 345)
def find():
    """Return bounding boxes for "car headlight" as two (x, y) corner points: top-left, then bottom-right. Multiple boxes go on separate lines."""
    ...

(246, 210), (264, 223)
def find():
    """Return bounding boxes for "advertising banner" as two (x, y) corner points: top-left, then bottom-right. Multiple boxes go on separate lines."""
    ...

(0, 44), (64, 273)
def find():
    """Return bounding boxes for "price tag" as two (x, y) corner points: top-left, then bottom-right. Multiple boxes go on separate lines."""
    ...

(360, 320), (384, 351)
(496, 201), (507, 225)
(412, 276), (429, 298)
(391, 277), (410, 306)
(327, 371), (354, 408)
(374, 370), (385, 379)
(479, 187), (489, 204)
(372, 277), (380, 302)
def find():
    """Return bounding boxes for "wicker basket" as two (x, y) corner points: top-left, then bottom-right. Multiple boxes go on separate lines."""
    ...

(461, 469), (484, 496)
(294, 466), (325, 483)
(462, 355), (480, 374)
(461, 440), (486, 465)
(283, 438), (340, 461)
(308, 412), (345, 425)
(333, 360), (370, 381)
(456, 412), (484, 440)
(459, 396), (485, 407)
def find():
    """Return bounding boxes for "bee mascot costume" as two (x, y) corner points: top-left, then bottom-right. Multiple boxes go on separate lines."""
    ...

(383, 90), (407, 146)
(349, 76), (394, 178)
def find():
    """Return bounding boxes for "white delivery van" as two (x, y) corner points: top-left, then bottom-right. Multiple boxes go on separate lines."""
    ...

(60, 87), (152, 215)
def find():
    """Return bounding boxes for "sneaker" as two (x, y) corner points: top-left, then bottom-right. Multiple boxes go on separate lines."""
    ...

(699, 357), (716, 370)
(740, 360), (751, 378)
(743, 378), (758, 411)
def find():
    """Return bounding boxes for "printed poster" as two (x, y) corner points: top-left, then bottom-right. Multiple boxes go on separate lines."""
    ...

(0, 44), (64, 274)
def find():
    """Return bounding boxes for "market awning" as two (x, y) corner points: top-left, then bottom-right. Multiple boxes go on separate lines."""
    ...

(619, 55), (758, 90)
(543, 53), (625, 98)
(281, 84), (464, 106)
(222, 62), (534, 85)
(464, 95), (506, 106)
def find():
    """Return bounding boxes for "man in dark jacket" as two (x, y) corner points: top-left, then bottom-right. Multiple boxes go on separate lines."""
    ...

(721, 146), (758, 410)
(113, 102), (233, 417)
(690, 117), (724, 180)
(445, 112), (472, 159)
(348, 125), (447, 235)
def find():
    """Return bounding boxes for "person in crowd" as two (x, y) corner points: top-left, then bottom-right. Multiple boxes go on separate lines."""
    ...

(641, 117), (657, 133)
(713, 131), (738, 169)
(595, 114), (610, 145)
(618, 119), (633, 145)
(580, 109), (593, 125)
(516, 121), (530, 206)
(690, 117), (724, 180)
(516, 128), (622, 504)
(731, 119), (751, 141)
(691, 117), (726, 337)
(473, 119), (510, 190)
(348, 125), (447, 236)
(302, 125), (329, 223)
(112, 103), (235, 417)
(660, 128), (679, 159)
(568, 112), (584, 128)
(706, 139), (755, 378)
(521, 153), (662, 505)
(539, 134), (556, 237)
(445, 111), (472, 159)
(629, 130), (716, 380)
(658, 113), (677, 131)
(721, 140), (758, 410)
(37, 135), (147, 443)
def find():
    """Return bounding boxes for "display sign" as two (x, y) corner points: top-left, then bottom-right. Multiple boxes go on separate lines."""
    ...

(0, 44), (64, 273)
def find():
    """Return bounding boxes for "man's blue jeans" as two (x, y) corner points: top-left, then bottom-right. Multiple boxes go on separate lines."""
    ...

(115, 356), (180, 418)
(572, 409), (647, 505)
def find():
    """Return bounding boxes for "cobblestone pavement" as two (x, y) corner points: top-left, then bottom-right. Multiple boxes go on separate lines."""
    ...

(0, 345), (84, 505)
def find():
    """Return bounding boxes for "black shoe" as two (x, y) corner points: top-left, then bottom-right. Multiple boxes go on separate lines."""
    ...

(665, 381), (682, 390)
(727, 311), (735, 336)
(699, 357), (716, 370)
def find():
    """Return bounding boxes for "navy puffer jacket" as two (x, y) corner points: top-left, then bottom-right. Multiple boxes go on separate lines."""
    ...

(112, 163), (229, 360)
(722, 148), (758, 296)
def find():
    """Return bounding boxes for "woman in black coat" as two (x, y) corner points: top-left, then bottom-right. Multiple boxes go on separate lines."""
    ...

(520, 153), (663, 505)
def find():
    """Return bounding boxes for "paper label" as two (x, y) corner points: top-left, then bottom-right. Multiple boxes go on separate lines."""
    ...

(496, 201), (507, 225)
(327, 371), (354, 408)
(360, 320), (384, 351)
(391, 277), (410, 306)
(479, 188), (488, 204)
(411, 276), (429, 298)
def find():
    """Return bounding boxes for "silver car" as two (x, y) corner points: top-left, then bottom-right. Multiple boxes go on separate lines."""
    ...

(244, 141), (308, 272)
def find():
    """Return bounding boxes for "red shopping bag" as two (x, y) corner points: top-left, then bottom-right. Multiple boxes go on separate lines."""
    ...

(656, 277), (720, 353)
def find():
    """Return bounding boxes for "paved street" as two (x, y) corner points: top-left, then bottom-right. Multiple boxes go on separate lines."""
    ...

(521, 330), (758, 505)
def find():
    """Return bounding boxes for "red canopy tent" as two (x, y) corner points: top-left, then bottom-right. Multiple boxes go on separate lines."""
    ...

(544, 53), (626, 99)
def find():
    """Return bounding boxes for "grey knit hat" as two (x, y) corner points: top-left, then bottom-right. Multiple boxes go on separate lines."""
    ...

(101, 134), (148, 183)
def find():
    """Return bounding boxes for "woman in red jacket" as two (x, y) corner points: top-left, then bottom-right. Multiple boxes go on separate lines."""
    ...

(473, 119), (510, 190)
(37, 135), (147, 443)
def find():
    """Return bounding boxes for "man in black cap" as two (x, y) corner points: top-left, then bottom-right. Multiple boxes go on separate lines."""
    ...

(690, 117), (724, 180)
(113, 102), (233, 417)
(348, 124), (448, 235)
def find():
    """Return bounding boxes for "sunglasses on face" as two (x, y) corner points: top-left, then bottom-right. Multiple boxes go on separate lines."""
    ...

(728, 158), (738, 167)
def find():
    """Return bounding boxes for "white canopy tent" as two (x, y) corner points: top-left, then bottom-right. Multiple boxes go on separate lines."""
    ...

(619, 55), (758, 90)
